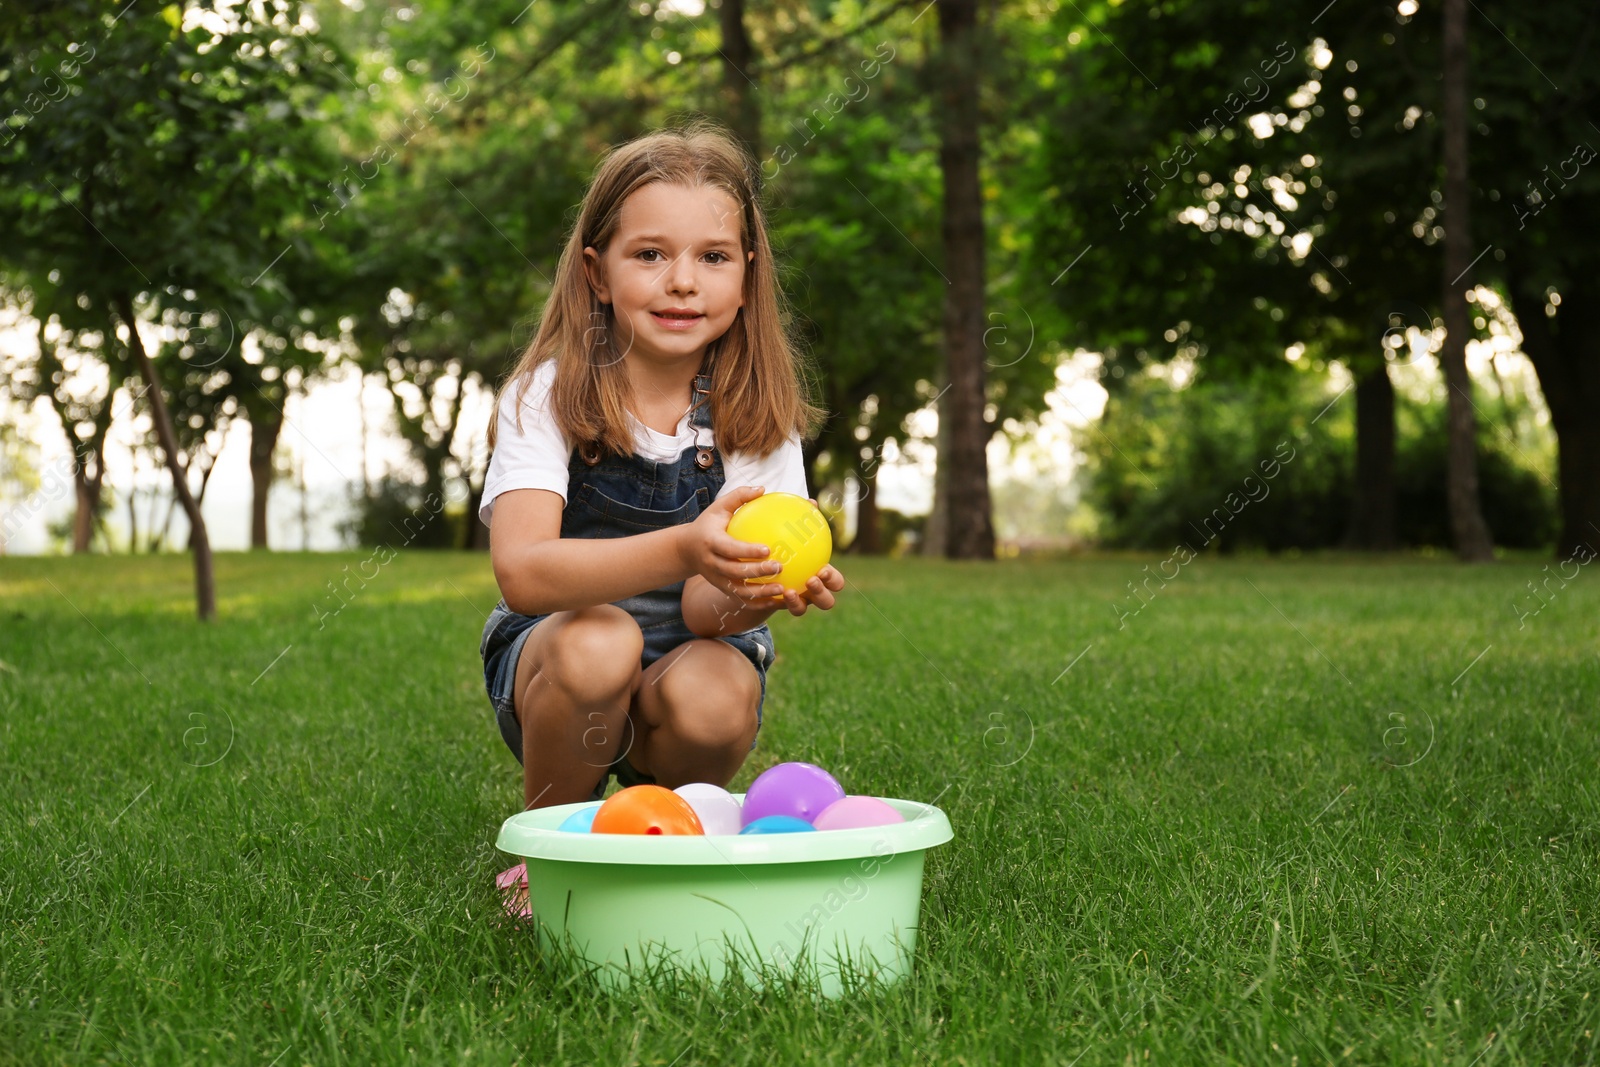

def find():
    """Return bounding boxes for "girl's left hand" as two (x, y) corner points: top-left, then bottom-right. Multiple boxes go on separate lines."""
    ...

(779, 564), (844, 616)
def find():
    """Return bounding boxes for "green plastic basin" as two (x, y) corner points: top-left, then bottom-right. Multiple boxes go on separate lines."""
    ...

(495, 795), (953, 996)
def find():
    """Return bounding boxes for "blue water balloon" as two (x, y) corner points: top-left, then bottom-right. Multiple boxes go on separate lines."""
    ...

(738, 815), (816, 835)
(557, 804), (600, 833)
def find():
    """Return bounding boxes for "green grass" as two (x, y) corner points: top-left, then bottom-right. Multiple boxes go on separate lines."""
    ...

(2, 549), (1598, 1065)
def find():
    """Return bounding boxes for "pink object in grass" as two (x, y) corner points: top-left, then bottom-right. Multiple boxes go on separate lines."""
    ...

(812, 796), (906, 831)
(496, 862), (531, 919)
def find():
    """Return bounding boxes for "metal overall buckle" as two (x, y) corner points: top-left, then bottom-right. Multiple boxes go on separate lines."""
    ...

(691, 373), (715, 470)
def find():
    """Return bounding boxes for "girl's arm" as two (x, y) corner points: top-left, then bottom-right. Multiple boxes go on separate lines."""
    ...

(682, 574), (782, 636)
(490, 485), (785, 617)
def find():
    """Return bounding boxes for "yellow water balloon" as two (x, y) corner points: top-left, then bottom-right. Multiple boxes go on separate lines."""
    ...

(725, 491), (832, 593)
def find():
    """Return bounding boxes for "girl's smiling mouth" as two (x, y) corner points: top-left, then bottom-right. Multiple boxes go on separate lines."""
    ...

(650, 308), (705, 329)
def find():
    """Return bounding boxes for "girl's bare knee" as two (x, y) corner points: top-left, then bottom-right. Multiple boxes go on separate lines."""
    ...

(540, 605), (642, 702)
(699, 701), (758, 756)
(665, 684), (758, 753)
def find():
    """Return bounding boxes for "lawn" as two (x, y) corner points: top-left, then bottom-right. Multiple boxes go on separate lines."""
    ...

(2, 549), (1598, 1065)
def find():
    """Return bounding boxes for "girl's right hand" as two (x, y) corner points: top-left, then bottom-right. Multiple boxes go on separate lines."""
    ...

(679, 485), (785, 601)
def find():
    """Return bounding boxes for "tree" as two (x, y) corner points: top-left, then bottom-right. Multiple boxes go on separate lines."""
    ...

(146, 319), (235, 551)
(932, 0), (995, 560)
(113, 290), (212, 605)
(0, 281), (134, 553)
(0, 411), (42, 555)
(718, 0), (759, 157)
(1024, 0), (1318, 416)
(1023, 0), (1547, 560)
(1458, 1), (1600, 559)
(314, 0), (651, 547)
(1437, 0), (1495, 560)
(180, 292), (333, 551)
(1293, 0), (1589, 557)
(768, 107), (943, 553)
(311, 0), (1056, 561)
(0, 1), (349, 613)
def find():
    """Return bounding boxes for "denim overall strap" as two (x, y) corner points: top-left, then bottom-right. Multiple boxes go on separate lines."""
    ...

(687, 367), (713, 427)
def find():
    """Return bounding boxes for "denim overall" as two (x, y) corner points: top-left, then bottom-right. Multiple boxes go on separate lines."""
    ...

(479, 365), (777, 799)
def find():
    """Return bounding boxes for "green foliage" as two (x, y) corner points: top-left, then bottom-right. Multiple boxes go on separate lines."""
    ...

(773, 107), (945, 482)
(1023, 0), (1595, 557)
(0, 0), (350, 314)
(0, 420), (42, 531)
(1080, 367), (1349, 552)
(3, 0), (1586, 562)
(1017, 0), (1594, 378)
(339, 475), (458, 550)
(0, 0), (356, 565)
(1023, 0), (1313, 380)
(1082, 369), (1556, 551)
(312, 0), (674, 501)
(869, 506), (926, 559)
(1392, 401), (1559, 551)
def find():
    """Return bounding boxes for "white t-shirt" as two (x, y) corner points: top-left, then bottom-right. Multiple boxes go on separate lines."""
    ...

(480, 360), (810, 526)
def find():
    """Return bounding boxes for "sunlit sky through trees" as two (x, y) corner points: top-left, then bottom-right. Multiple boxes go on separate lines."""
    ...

(0, 309), (1548, 554)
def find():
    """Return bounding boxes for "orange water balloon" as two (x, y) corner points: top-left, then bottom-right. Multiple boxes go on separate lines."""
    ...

(590, 785), (705, 836)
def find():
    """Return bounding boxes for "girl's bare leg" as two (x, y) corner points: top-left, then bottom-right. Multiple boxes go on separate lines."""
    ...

(511, 604), (643, 810)
(628, 638), (761, 789)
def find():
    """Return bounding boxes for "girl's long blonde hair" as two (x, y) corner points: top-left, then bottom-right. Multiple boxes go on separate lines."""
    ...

(489, 120), (825, 460)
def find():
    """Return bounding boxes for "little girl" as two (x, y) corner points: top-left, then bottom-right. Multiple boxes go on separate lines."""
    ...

(479, 122), (846, 870)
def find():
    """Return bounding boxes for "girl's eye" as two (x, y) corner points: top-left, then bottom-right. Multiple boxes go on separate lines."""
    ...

(635, 249), (733, 263)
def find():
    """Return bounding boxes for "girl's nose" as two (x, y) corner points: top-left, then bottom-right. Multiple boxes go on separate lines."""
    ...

(665, 251), (698, 293)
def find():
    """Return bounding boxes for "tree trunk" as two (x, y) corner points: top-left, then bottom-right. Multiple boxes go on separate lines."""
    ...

(1512, 277), (1600, 559)
(1438, 0), (1495, 562)
(115, 294), (216, 620)
(1547, 360), (1600, 558)
(936, 0), (995, 560)
(465, 480), (490, 550)
(55, 386), (113, 554)
(187, 449), (219, 552)
(160, 486), (180, 553)
(801, 434), (825, 505)
(385, 367), (467, 545)
(249, 407), (284, 550)
(435, 375), (468, 510)
(357, 372), (372, 503)
(72, 466), (99, 553)
(719, 0), (760, 159)
(126, 454), (140, 554)
(922, 382), (949, 556)
(462, 423), (492, 551)
(849, 463), (883, 555)
(297, 454), (311, 551)
(1343, 364), (1397, 550)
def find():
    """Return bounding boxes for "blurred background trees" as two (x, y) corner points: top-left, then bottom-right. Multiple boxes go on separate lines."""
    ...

(1, 0), (1591, 617)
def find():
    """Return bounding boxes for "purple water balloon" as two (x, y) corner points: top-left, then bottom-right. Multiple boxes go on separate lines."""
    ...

(812, 795), (906, 831)
(740, 761), (845, 826)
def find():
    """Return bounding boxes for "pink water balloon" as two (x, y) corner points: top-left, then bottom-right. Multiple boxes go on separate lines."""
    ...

(740, 761), (845, 827)
(812, 795), (906, 831)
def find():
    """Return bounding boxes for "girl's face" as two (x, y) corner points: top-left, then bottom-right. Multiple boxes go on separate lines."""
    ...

(583, 181), (755, 373)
